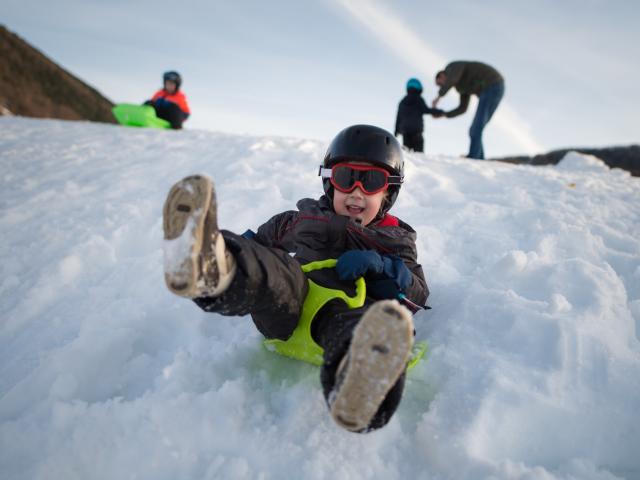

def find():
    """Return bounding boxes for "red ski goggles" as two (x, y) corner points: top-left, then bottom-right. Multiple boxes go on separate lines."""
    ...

(319, 163), (403, 195)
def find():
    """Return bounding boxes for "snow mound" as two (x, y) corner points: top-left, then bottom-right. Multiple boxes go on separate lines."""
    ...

(1, 117), (640, 480)
(556, 150), (611, 173)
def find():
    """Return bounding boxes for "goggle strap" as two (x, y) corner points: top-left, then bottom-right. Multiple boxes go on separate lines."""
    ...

(319, 166), (332, 179)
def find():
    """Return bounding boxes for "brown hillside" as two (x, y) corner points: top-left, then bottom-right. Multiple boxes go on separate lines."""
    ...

(0, 25), (115, 123)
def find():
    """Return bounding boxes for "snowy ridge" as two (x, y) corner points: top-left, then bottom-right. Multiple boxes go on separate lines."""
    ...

(1, 117), (639, 480)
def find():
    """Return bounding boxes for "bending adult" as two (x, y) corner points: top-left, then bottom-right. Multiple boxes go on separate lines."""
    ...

(432, 61), (504, 159)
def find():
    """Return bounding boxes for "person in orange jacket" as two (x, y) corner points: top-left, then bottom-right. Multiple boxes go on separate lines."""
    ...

(145, 71), (191, 129)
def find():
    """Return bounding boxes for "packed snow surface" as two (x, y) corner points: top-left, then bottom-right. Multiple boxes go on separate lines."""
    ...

(1, 118), (639, 480)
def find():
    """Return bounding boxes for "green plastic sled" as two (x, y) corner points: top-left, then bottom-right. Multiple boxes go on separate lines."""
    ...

(112, 103), (171, 129)
(264, 259), (427, 370)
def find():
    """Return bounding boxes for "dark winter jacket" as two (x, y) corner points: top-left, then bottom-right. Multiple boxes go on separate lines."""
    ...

(438, 61), (504, 118)
(395, 90), (439, 135)
(253, 196), (429, 307)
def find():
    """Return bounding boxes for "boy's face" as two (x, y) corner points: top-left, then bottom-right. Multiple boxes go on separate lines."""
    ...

(332, 177), (386, 226)
(164, 80), (177, 94)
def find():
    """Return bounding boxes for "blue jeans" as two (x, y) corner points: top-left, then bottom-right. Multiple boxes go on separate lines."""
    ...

(468, 81), (504, 159)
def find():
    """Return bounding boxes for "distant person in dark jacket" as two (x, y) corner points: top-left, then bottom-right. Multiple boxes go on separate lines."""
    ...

(432, 61), (504, 159)
(394, 78), (443, 153)
(162, 125), (429, 434)
(145, 71), (191, 129)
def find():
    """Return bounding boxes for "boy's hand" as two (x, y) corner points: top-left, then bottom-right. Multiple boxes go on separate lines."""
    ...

(336, 250), (384, 280)
(336, 251), (412, 299)
(367, 255), (411, 300)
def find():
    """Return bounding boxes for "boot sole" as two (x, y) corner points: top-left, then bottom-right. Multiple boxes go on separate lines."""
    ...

(330, 300), (414, 432)
(163, 175), (216, 297)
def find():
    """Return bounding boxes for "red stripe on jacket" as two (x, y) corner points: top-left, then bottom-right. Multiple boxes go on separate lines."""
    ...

(375, 214), (399, 227)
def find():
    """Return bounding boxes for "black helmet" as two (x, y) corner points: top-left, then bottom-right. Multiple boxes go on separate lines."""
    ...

(163, 71), (182, 90)
(321, 124), (404, 215)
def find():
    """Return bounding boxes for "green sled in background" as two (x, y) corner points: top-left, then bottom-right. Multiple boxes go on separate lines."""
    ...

(112, 103), (171, 129)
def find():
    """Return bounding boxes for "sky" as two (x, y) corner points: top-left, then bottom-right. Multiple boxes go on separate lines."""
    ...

(3, 0), (639, 157)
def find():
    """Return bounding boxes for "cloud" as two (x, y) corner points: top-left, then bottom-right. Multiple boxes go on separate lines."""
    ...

(330, 0), (446, 77)
(330, 0), (545, 154)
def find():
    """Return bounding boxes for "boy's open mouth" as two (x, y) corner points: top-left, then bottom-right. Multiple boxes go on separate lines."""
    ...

(346, 205), (365, 215)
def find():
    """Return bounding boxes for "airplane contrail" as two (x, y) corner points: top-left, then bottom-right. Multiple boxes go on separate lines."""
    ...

(331, 0), (544, 154)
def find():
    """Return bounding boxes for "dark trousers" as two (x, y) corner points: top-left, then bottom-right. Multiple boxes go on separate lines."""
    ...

(153, 102), (188, 129)
(402, 131), (424, 153)
(193, 231), (406, 431)
(468, 81), (505, 159)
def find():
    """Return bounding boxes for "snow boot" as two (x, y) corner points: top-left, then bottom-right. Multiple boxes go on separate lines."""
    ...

(329, 299), (414, 432)
(163, 175), (236, 298)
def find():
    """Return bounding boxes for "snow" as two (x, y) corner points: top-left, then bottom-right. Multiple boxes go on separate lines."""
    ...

(1, 117), (639, 480)
(163, 212), (200, 276)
